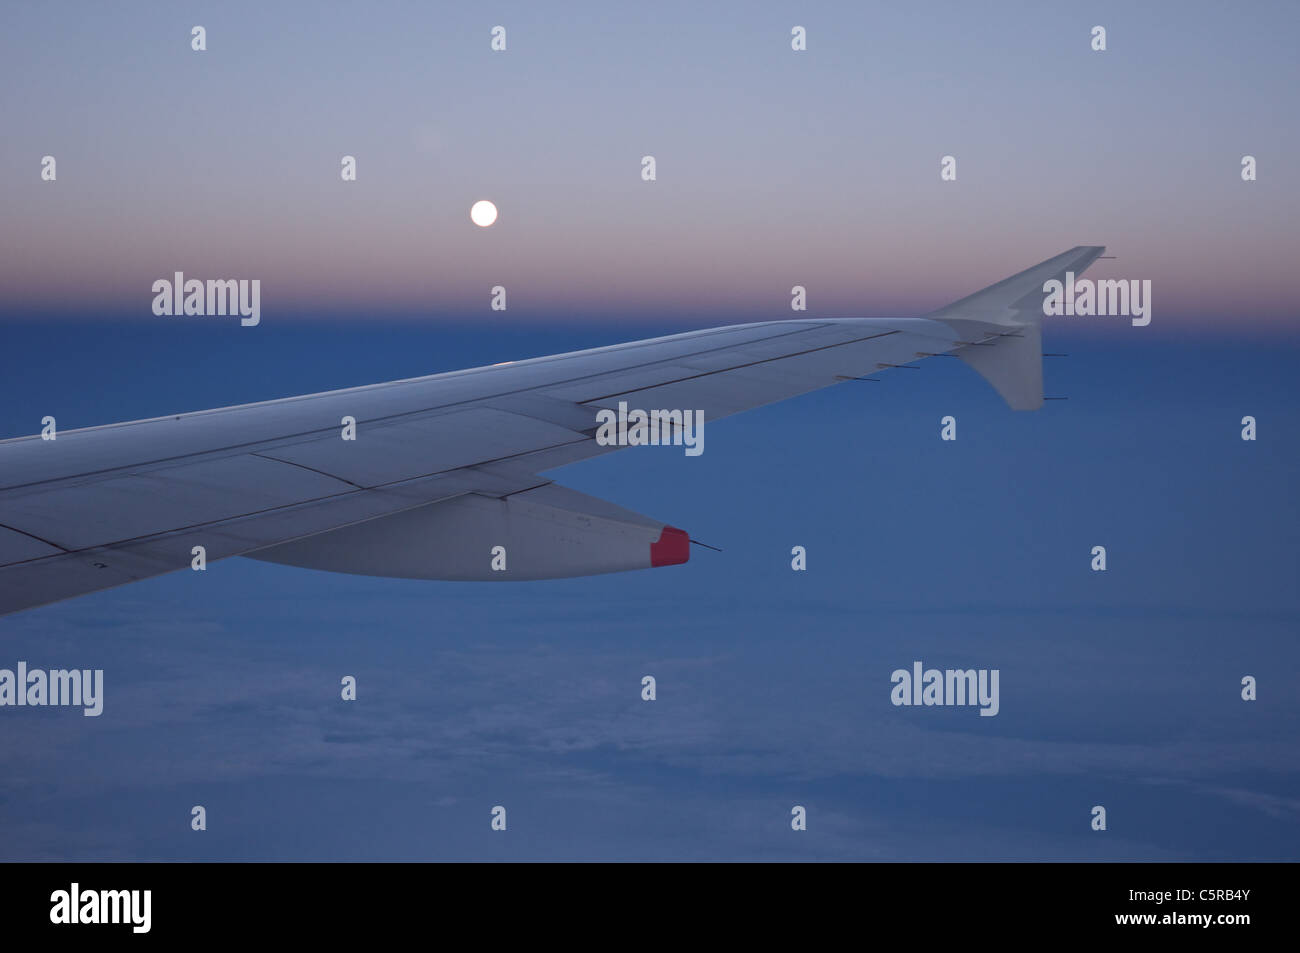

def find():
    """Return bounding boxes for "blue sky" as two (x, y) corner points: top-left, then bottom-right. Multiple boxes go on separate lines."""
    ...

(0, 323), (1296, 860)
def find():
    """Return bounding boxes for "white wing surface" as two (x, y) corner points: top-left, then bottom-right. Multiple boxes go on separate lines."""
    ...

(0, 246), (1103, 615)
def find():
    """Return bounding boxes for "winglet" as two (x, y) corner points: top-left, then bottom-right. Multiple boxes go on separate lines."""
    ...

(926, 245), (1105, 410)
(953, 323), (1044, 410)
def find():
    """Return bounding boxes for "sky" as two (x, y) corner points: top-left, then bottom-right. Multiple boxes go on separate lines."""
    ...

(1, 1), (1298, 324)
(0, 2), (1297, 861)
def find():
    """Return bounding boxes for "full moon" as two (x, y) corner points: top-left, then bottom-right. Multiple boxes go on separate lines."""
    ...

(470, 200), (498, 227)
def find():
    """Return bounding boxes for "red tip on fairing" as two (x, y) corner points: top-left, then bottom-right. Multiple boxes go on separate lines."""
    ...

(649, 526), (691, 567)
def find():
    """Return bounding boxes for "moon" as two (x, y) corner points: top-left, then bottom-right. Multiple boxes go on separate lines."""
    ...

(470, 200), (498, 227)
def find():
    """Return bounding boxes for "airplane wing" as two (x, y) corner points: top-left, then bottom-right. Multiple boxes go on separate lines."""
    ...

(0, 246), (1103, 616)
